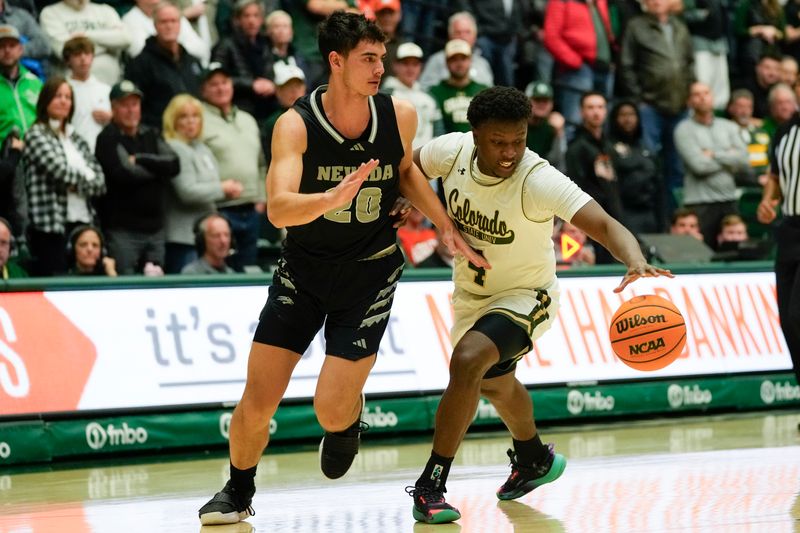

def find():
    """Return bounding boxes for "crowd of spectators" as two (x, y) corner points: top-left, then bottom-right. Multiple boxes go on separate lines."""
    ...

(0, 0), (789, 278)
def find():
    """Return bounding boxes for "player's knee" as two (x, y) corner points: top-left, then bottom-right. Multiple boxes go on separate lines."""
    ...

(314, 395), (358, 432)
(450, 348), (494, 382)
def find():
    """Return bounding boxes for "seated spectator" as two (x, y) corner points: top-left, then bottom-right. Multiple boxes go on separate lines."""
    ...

(717, 213), (749, 245)
(781, 55), (799, 86)
(742, 53), (782, 118)
(419, 11), (493, 91)
(123, 0), (210, 66)
(211, 0), (275, 123)
(39, 0), (129, 85)
(95, 80), (180, 274)
(66, 224), (116, 275)
(125, 2), (203, 128)
(670, 206), (704, 241)
(727, 88), (771, 185)
(64, 36), (110, 151)
(553, 218), (595, 267)
(674, 82), (750, 249)
(428, 39), (489, 134)
(0, 24), (42, 141)
(0, 120), (26, 245)
(381, 42), (441, 150)
(734, 0), (785, 79)
(397, 206), (437, 266)
(608, 100), (664, 235)
(181, 212), (235, 273)
(263, 62), (306, 165)
(265, 10), (308, 78)
(0, 216), (27, 278)
(0, 0), (50, 78)
(762, 82), (798, 137)
(23, 76), (106, 276)
(524, 81), (566, 171)
(200, 63), (265, 270)
(162, 93), (242, 274)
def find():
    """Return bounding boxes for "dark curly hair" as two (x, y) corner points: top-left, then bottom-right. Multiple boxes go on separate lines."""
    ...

(467, 86), (531, 129)
(318, 11), (385, 70)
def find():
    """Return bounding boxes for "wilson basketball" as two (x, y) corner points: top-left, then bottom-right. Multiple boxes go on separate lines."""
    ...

(609, 295), (686, 371)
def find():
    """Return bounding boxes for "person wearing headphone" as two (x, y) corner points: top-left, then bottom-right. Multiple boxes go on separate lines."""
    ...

(0, 217), (27, 279)
(181, 213), (235, 274)
(66, 225), (117, 276)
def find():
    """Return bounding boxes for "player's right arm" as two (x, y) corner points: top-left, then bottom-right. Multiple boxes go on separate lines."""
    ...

(266, 109), (378, 228)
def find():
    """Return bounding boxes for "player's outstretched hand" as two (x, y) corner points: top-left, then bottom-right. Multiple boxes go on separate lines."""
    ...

(440, 224), (491, 269)
(329, 159), (378, 206)
(390, 196), (412, 228)
(614, 261), (674, 293)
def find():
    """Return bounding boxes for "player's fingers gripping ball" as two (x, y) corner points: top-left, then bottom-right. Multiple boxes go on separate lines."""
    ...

(609, 295), (686, 371)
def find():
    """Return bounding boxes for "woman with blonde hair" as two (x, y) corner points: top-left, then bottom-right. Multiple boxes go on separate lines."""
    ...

(162, 93), (242, 273)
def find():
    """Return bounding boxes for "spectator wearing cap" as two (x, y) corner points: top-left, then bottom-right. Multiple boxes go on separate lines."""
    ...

(200, 63), (265, 270)
(456, 0), (523, 87)
(211, 0), (276, 123)
(94, 79), (180, 274)
(262, 62), (306, 165)
(382, 42), (442, 149)
(370, 0), (403, 73)
(0, 24), (41, 140)
(428, 39), (489, 134)
(265, 10), (308, 80)
(283, 0), (361, 90)
(125, 2), (203, 129)
(123, 0), (210, 66)
(419, 11), (493, 91)
(23, 76), (106, 276)
(0, 0), (50, 77)
(64, 36), (110, 151)
(543, 0), (614, 137)
(620, 0), (694, 212)
(39, 0), (129, 85)
(525, 80), (566, 171)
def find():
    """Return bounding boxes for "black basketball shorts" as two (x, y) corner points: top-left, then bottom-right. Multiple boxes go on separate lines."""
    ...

(469, 313), (534, 379)
(253, 246), (405, 360)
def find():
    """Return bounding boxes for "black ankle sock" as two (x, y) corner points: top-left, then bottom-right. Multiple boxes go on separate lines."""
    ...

(416, 451), (453, 491)
(230, 463), (257, 493)
(513, 434), (548, 465)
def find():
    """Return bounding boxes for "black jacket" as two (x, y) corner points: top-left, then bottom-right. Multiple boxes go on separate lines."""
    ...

(566, 126), (623, 221)
(211, 30), (276, 120)
(95, 123), (180, 233)
(125, 37), (203, 128)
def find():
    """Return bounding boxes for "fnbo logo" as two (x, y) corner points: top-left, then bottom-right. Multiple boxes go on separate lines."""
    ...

(85, 422), (148, 450)
(0, 441), (10, 459)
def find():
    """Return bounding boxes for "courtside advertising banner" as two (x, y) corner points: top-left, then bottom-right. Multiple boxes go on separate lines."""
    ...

(0, 272), (791, 416)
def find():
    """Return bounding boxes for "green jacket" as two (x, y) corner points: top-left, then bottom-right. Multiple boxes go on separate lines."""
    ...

(0, 65), (42, 142)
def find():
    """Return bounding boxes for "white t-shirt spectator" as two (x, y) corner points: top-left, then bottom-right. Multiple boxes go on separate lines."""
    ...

(68, 74), (111, 152)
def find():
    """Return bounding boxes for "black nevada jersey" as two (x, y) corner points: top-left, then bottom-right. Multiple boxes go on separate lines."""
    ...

(286, 85), (404, 262)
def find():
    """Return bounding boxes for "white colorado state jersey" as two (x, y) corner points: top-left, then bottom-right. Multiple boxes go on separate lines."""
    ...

(420, 132), (592, 296)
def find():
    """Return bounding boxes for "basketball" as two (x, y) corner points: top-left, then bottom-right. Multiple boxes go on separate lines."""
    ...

(609, 295), (686, 371)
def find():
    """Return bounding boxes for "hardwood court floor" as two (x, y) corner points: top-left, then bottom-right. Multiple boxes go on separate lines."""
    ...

(2, 411), (799, 533)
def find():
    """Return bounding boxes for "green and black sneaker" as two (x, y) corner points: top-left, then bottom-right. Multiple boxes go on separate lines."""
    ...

(406, 485), (461, 524)
(496, 443), (566, 501)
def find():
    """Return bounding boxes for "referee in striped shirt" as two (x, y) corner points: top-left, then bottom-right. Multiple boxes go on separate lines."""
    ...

(760, 116), (800, 425)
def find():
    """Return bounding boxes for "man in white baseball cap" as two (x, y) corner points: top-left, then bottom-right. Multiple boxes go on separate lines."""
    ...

(382, 42), (442, 149)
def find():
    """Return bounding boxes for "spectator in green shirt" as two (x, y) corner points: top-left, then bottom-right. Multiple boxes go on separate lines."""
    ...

(427, 39), (488, 133)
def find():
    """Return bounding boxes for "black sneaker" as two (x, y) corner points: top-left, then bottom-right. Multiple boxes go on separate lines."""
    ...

(496, 444), (567, 501)
(406, 485), (462, 524)
(198, 481), (255, 525)
(319, 392), (368, 479)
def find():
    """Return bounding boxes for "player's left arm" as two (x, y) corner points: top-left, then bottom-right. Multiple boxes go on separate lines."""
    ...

(571, 200), (673, 293)
(393, 98), (490, 269)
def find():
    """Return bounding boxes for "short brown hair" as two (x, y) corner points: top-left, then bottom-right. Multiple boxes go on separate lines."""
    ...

(62, 36), (94, 62)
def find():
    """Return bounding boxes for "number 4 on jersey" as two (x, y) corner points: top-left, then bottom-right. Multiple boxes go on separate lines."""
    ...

(468, 251), (486, 286)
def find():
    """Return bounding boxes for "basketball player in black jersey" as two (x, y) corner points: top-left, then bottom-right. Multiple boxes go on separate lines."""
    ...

(199, 12), (487, 526)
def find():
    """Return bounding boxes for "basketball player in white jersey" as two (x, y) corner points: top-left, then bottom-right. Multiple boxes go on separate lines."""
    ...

(406, 86), (673, 524)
